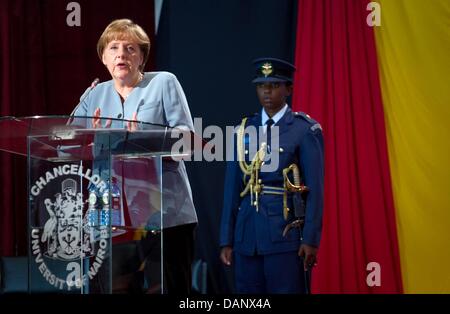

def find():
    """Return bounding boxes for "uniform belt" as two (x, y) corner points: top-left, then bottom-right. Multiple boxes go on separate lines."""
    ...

(261, 185), (285, 195)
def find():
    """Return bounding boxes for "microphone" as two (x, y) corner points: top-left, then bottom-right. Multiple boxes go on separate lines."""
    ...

(89, 78), (100, 88)
(69, 78), (100, 119)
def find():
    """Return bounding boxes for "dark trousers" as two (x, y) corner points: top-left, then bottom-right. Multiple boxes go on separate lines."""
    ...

(139, 222), (196, 294)
(234, 250), (306, 294)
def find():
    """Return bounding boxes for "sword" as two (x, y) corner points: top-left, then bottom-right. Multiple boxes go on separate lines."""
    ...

(303, 261), (312, 294)
(282, 218), (304, 237)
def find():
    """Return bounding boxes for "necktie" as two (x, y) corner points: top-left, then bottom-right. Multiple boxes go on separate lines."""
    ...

(265, 118), (274, 149)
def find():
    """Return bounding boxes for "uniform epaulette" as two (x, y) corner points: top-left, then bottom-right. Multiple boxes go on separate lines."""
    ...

(293, 111), (323, 132)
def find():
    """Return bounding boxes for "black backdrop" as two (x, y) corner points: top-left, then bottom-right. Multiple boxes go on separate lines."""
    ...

(155, 0), (297, 293)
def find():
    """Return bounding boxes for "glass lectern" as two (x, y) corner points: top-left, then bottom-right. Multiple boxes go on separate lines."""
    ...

(0, 115), (195, 294)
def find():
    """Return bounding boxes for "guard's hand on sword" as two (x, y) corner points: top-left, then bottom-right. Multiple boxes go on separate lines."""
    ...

(220, 246), (233, 266)
(298, 244), (318, 271)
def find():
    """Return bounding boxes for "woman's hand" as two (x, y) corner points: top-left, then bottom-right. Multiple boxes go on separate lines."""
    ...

(126, 111), (138, 131)
(92, 107), (112, 128)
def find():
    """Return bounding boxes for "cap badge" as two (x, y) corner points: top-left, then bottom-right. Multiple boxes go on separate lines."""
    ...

(261, 62), (273, 77)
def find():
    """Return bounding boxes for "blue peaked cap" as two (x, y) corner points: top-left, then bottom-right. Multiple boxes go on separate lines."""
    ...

(252, 57), (296, 83)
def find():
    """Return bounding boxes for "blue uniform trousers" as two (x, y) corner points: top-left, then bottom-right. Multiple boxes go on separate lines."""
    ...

(234, 250), (306, 294)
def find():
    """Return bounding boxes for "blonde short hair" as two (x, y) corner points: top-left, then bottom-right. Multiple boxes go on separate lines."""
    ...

(97, 19), (151, 71)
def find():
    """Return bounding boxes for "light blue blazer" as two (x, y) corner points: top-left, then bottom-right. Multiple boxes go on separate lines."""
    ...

(72, 71), (198, 228)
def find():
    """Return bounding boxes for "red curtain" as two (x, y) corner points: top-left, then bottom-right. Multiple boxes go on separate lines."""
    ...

(0, 0), (29, 257)
(0, 0), (154, 256)
(292, 0), (402, 293)
(0, 1), (13, 256)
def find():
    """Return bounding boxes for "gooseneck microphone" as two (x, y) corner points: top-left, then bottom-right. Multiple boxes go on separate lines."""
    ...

(69, 78), (100, 118)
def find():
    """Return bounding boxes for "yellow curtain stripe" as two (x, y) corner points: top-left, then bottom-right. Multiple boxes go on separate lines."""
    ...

(375, 0), (450, 293)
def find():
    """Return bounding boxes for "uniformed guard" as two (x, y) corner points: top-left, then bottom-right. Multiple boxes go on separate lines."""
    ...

(219, 57), (324, 293)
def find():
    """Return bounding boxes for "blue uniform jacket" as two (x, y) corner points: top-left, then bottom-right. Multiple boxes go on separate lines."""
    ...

(220, 107), (324, 255)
